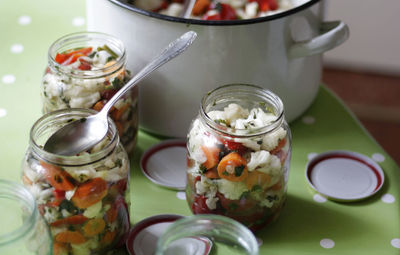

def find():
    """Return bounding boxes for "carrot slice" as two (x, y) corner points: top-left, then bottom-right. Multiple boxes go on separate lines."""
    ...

(204, 168), (219, 179)
(53, 242), (69, 255)
(55, 231), (86, 244)
(50, 215), (88, 227)
(192, 0), (210, 15)
(71, 178), (108, 209)
(217, 152), (248, 182)
(245, 170), (271, 190)
(83, 218), (106, 237)
(100, 230), (116, 246)
(106, 204), (118, 223)
(64, 47), (92, 58)
(111, 103), (130, 121)
(92, 100), (105, 112)
(40, 161), (75, 191)
(201, 145), (220, 169)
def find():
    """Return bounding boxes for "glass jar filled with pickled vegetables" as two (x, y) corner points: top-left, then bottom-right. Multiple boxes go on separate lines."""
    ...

(21, 108), (130, 254)
(186, 84), (291, 232)
(42, 32), (138, 154)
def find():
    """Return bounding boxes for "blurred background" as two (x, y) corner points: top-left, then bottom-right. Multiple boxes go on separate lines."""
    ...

(322, 0), (400, 164)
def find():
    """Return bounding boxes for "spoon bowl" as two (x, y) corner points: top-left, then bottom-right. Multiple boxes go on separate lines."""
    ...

(44, 31), (197, 156)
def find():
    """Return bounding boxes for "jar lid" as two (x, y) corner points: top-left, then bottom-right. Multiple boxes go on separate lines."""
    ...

(140, 139), (187, 190)
(305, 151), (384, 202)
(126, 214), (212, 255)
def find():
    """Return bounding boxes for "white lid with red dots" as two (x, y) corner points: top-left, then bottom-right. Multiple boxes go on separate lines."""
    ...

(140, 139), (187, 190)
(305, 150), (384, 202)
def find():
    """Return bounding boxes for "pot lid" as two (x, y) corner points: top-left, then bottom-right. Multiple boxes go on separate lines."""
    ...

(140, 139), (187, 190)
(126, 214), (213, 255)
(305, 150), (384, 202)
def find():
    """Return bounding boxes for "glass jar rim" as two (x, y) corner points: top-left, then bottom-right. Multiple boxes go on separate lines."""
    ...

(200, 84), (285, 138)
(0, 180), (38, 245)
(29, 108), (119, 166)
(156, 214), (259, 255)
(47, 31), (127, 79)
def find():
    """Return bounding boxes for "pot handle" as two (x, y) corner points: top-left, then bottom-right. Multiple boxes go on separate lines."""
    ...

(289, 21), (349, 59)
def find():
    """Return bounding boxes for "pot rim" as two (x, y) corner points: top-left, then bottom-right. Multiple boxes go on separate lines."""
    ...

(108, 0), (321, 26)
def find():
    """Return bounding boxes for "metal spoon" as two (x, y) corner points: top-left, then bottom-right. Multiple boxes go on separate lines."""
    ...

(182, 0), (196, 19)
(44, 31), (197, 156)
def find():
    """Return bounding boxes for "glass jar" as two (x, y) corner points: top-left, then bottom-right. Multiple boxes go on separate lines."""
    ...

(0, 180), (52, 255)
(186, 84), (291, 232)
(42, 32), (138, 154)
(156, 214), (259, 255)
(21, 109), (130, 255)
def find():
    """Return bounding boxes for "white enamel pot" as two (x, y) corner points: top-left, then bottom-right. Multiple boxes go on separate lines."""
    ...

(87, 0), (349, 138)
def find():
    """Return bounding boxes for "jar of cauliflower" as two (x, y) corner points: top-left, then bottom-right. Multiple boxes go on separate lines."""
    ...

(186, 84), (291, 232)
(42, 32), (138, 154)
(21, 108), (130, 254)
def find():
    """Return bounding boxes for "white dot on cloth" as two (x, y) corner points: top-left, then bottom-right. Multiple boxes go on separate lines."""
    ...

(302, 115), (315, 124)
(391, 238), (400, 248)
(256, 238), (263, 246)
(0, 109), (7, 118)
(176, 191), (186, 200)
(72, 17), (85, 27)
(307, 152), (318, 161)
(18, 15), (31, 25)
(10, 44), (24, 54)
(313, 194), (327, 203)
(320, 238), (335, 249)
(381, 193), (395, 204)
(2, 74), (16, 84)
(372, 153), (385, 162)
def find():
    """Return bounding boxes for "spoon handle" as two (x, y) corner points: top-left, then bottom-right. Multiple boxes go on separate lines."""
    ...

(100, 31), (198, 116)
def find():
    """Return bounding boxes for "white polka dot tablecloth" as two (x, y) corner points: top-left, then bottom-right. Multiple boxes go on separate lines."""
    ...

(0, 0), (400, 254)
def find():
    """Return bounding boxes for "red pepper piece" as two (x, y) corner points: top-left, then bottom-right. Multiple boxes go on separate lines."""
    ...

(192, 195), (212, 214)
(220, 3), (237, 20)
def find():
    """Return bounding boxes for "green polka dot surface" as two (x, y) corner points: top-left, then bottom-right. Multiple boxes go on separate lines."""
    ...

(0, 0), (399, 254)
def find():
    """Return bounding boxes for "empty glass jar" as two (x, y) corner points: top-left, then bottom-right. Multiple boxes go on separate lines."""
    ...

(186, 84), (291, 232)
(156, 214), (259, 255)
(42, 32), (138, 154)
(0, 180), (52, 255)
(21, 108), (130, 254)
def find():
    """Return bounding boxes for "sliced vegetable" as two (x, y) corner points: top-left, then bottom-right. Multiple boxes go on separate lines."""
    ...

(53, 242), (69, 255)
(40, 161), (75, 191)
(100, 230), (116, 246)
(200, 145), (220, 169)
(72, 178), (108, 209)
(192, 0), (211, 16)
(245, 170), (271, 190)
(55, 230), (86, 244)
(204, 168), (219, 179)
(217, 152), (248, 182)
(50, 215), (88, 227)
(192, 195), (212, 214)
(83, 218), (106, 237)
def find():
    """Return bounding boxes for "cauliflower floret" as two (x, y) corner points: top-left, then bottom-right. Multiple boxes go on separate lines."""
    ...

(261, 127), (287, 151)
(195, 176), (219, 210)
(160, 3), (184, 16)
(92, 50), (112, 67)
(224, 104), (249, 125)
(68, 91), (100, 108)
(217, 179), (248, 200)
(247, 150), (282, 175)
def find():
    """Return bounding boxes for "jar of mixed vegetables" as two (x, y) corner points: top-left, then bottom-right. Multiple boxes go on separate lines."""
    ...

(186, 84), (291, 232)
(42, 32), (138, 154)
(21, 109), (130, 255)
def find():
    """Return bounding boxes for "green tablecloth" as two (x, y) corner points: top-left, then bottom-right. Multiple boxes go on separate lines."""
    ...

(1, 0), (399, 254)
